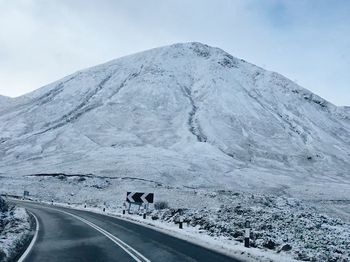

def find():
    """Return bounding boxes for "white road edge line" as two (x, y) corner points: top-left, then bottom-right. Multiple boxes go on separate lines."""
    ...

(18, 211), (39, 262)
(53, 208), (150, 262)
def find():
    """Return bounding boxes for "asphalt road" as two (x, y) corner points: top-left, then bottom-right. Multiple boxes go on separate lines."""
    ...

(15, 201), (241, 262)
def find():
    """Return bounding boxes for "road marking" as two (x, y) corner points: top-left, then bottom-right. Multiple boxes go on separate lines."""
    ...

(18, 211), (39, 262)
(53, 208), (150, 262)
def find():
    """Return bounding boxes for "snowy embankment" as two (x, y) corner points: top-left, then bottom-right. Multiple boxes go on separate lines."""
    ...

(43, 190), (349, 262)
(2, 173), (349, 261)
(0, 197), (33, 262)
(146, 193), (350, 262)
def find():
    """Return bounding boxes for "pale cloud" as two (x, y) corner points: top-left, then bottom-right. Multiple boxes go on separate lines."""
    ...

(0, 0), (349, 105)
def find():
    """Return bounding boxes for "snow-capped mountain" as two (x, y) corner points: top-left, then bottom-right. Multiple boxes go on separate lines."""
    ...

(0, 42), (349, 199)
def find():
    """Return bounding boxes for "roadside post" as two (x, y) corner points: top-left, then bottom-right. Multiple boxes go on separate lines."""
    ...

(122, 202), (126, 214)
(244, 220), (250, 248)
(179, 211), (184, 229)
(179, 216), (183, 229)
(142, 204), (146, 219)
(23, 190), (29, 200)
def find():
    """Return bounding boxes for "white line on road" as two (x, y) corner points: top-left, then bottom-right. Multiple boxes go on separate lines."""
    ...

(53, 208), (150, 262)
(18, 211), (39, 262)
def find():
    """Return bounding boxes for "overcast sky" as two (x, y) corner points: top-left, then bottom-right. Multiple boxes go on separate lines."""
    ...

(0, 0), (349, 106)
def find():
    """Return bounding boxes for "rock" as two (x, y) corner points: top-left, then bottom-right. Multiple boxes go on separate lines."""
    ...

(77, 177), (86, 182)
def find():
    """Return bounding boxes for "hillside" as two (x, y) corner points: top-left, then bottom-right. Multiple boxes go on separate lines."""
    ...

(0, 95), (11, 111)
(0, 42), (349, 200)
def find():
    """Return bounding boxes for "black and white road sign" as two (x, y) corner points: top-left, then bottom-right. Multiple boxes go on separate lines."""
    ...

(126, 192), (154, 204)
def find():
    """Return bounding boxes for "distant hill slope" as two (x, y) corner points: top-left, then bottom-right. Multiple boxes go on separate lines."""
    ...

(0, 42), (349, 199)
(0, 95), (11, 109)
(0, 95), (31, 113)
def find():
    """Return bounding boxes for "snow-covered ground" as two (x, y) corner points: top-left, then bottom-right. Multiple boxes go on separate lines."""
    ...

(26, 191), (350, 262)
(52, 202), (297, 262)
(0, 197), (33, 262)
(146, 195), (350, 261)
(4, 175), (349, 262)
(0, 42), (349, 261)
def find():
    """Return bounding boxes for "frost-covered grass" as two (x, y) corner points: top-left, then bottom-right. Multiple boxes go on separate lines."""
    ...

(8, 175), (349, 262)
(0, 197), (33, 262)
(46, 191), (350, 261)
(147, 192), (350, 261)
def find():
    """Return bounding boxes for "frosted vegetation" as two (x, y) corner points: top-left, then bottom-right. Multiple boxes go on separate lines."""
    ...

(2, 175), (349, 261)
(150, 192), (350, 261)
(0, 197), (32, 262)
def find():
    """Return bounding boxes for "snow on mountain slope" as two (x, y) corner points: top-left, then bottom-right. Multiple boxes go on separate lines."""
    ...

(0, 95), (10, 101)
(0, 95), (32, 115)
(339, 106), (350, 118)
(0, 42), (349, 199)
(0, 95), (12, 111)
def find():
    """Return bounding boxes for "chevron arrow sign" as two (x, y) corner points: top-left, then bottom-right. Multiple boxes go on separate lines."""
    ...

(126, 192), (154, 204)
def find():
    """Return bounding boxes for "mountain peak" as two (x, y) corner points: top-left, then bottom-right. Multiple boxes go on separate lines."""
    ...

(0, 43), (349, 200)
(101, 41), (243, 70)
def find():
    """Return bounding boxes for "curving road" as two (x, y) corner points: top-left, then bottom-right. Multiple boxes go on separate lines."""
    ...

(14, 201), (241, 262)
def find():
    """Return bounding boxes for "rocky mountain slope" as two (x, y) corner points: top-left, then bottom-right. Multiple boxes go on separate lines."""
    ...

(0, 42), (349, 200)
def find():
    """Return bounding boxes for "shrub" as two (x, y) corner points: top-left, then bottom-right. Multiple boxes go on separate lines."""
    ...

(154, 201), (169, 210)
(0, 197), (8, 212)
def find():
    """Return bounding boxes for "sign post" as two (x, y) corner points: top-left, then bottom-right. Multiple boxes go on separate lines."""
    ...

(122, 202), (126, 214)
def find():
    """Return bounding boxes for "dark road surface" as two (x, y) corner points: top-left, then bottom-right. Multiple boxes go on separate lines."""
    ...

(14, 201), (241, 262)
